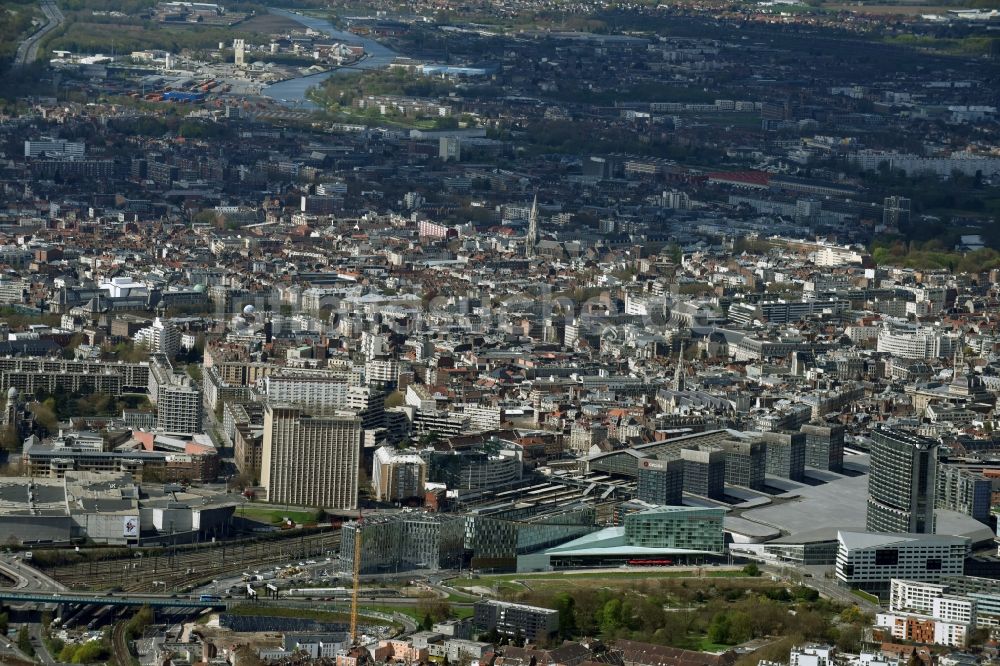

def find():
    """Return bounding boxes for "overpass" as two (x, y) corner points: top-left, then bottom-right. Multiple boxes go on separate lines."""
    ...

(0, 590), (226, 610)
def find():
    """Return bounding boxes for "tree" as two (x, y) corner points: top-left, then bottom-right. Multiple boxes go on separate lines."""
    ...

(554, 592), (577, 639)
(422, 612), (434, 630)
(741, 562), (760, 577)
(63, 640), (108, 663)
(385, 391), (406, 408)
(707, 613), (730, 644)
(416, 595), (452, 622)
(836, 625), (863, 652)
(17, 625), (32, 656)
(0, 425), (20, 451)
(126, 605), (154, 639)
(728, 611), (754, 643)
(666, 242), (682, 264)
(840, 605), (864, 624)
(30, 400), (58, 432)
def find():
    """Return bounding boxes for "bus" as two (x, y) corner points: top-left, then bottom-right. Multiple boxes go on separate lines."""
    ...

(199, 594), (222, 603)
(626, 558), (674, 566)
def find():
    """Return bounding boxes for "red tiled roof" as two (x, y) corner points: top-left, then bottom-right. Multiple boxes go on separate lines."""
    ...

(614, 639), (737, 666)
(706, 171), (771, 187)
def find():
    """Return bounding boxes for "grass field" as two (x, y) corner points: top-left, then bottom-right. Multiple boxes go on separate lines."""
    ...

(451, 567), (748, 589)
(41, 14), (277, 58)
(697, 638), (733, 652)
(850, 588), (880, 604)
(229, 603), (413, 624)
(450, 569), (752, 604)
(236, 504), (316, 525)
(239, 506), (318, 525)
(366, 603), (475, 621)
(228, 604), (352, 622)
(884, 33), (994, 55)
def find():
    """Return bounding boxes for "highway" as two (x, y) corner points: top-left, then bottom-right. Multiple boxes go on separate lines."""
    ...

(0, 554), (67, 593)
(0, 590), (224, 609)
(13, 0), (65, 68)
(28, 622), (57, 666)
(0, 630), (34, 664)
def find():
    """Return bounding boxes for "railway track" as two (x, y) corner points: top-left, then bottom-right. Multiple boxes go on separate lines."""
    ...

(41, 531), (341, 594)
(110, 620), (131, 666)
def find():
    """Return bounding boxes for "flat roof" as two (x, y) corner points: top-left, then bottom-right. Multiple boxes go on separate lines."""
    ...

(731, 454), (995, 546)
(0, 478), (66, 512)
(838, 531), (969, 549)
(725, 516), (781, 539)
(737, 454), (870, 535)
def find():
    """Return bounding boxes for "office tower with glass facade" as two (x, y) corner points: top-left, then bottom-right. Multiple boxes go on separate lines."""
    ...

(762, 431), (806, 481)
(636, 458), (684, 505)
(623, 506), (725, 554)
(720, 440), (766, 490)
(936, 464), (992, 525)
(339, 512), (465, 574)
(680, 447), (726, 499)
(800, 421), (845, 472)
(866, 427), (939, 534)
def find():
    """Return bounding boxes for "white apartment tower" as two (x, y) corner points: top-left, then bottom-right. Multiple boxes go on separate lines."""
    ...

(148, 355), (202, 434)
(134, 317), (181, 358)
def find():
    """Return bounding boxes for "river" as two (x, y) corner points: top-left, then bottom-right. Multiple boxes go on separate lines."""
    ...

(262, 8), (399, 107)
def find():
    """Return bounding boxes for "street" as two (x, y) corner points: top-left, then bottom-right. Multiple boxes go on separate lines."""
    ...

(13, 0), (65, 68)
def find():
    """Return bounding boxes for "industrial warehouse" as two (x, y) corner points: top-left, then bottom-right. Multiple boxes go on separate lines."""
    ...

(0, 471), (236, 546)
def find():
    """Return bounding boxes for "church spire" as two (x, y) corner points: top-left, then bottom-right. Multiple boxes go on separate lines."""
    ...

(674, 341), (685, 392)
(525, 193), (539, 259)
(950, 336), (972, 397)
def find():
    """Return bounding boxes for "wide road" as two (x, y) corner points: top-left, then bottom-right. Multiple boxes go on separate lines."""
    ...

(0, 630), (34, 664)
(28, 623), (57, 666)
(761, 563), (881, 613)
(13, 0), (65, 68)
(0, 554), (67, 593)
(0, 590), (223, 609)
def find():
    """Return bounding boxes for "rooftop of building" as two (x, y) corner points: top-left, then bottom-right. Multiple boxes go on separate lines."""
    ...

(838, 531), (972, 550)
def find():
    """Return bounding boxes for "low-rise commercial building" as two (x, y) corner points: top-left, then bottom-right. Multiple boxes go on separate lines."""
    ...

(835, 532), (970, 599)
(472, 600), (558, 642)
(546, 505), (726, 568)
(0, 471), (234, 546)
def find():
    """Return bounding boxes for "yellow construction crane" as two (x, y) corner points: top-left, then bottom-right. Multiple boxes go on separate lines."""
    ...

(350, 510), (362, 645)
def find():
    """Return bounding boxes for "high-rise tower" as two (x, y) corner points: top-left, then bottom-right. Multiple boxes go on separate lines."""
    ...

(233, 39), (246, 67)
(261, 404), (361, 509)
(866, 427), (939, 534)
